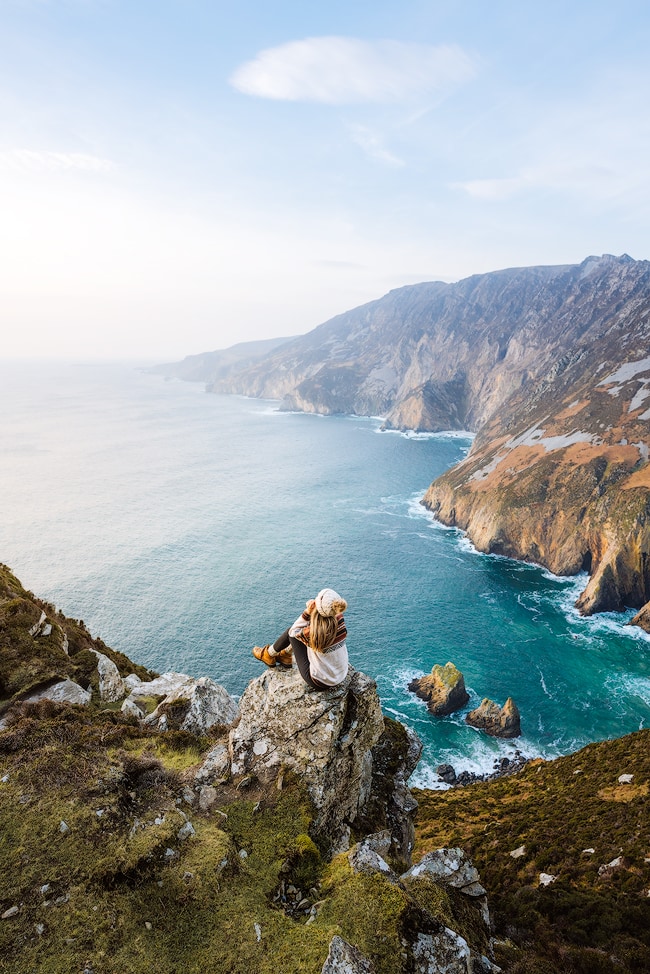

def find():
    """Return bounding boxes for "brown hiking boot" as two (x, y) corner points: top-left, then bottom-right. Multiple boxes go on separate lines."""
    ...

(276, 648), (293, 669)
(252, 644), (276, 667)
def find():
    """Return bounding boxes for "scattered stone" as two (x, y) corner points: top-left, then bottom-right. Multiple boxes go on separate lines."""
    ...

(347, 841), (398, 882)
(195, 742), (230, 785)
(254, 923), (262, 942)
(127, 673), (238, 734)
(358, 830), (392, 860)
(466, 698), (521, 739)
(40, 884), (50, 895)
(599, 856), (624, 875)
(1, 906), (19, 919)
(198, 786), (218, 812)
(177, 821), (195, 841)
(538, 873), (557, 886)
(321, 935), (376, 974)
(41, 624), (52, 637)
(509, 845), (526, 859)
(618, 773), (634, 784)
(29, 610), (47, 637)
(181, 786), (195, 806)
(35, 923), (45, 936)
(239, 849), (248, 860)
(144, 921), (152, 931)
(120, 697), (145, 719)
(59, 821), (70, 835)
(582, 848), (595, 855)
(21, 679), (91, 708)
(437, 763), (457, 784)
(1, 774), (9, 783)
(403, 848), (486, 897)
(408, 662), (469, 716)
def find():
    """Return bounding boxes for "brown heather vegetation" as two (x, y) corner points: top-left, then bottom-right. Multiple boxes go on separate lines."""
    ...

(414, 731), (650, 973)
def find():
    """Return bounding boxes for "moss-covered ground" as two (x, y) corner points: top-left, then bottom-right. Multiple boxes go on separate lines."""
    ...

(0, 701), (442, 974)
(3, 563), (650, 973)
(414, 730), (650, 973)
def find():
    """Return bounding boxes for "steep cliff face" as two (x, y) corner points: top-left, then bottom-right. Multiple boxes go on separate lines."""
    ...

(422, 265), (650, 617)
(210, 254), (650, 620)
(212, 256), (647, 434)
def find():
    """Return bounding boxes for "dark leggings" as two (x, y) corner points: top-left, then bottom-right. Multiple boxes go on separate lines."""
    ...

(272, 628), (328, 690)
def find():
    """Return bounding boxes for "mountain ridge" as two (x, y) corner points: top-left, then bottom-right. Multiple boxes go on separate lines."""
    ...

(186, 254), (650, 626)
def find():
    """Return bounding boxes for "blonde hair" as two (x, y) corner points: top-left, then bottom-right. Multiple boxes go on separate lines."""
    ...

(309, 612), (338, 652)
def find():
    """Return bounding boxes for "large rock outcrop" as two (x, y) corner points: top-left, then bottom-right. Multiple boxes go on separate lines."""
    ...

(339, 843), (498, 974)
(408, 662), (470, 716)
(125, 672), (238, 734)
(466, 698), (521, 739)
(228, 666), (419, 858)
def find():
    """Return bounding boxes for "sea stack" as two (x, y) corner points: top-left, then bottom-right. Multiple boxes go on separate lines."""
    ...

(408, 662), (470, 716)
(466, 697), (521, 739)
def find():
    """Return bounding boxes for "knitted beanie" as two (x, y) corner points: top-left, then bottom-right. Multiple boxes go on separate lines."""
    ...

(314, 588), (347, 617)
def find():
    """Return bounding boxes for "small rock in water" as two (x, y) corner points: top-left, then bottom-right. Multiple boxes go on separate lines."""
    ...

(437, 763), (457, 785)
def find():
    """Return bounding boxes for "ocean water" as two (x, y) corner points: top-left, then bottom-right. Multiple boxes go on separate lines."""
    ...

(1, 361), (649, 787)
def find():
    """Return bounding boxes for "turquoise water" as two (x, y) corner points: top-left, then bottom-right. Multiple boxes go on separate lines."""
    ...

(1, 361), (649, 786)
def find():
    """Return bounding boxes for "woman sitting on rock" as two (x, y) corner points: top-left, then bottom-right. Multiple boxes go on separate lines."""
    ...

(252, 588), (349, 690)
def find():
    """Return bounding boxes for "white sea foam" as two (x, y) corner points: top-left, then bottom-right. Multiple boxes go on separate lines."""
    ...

(604, 673), (650, 708)
(378, 427), (474, 442)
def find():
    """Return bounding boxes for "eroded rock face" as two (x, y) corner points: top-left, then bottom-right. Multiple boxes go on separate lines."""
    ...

(629, 602), (650, 633)
(321, 936), (376, 974)
(229, 667), (385, 854)
(340, 845), (497, 973)
(89, 650), (127, 702)
(355, 717), (422, 869)
(408, 662), (469, 716)
(466, 698), (521, 739)
(20, 679), (91, 708)
(122, 672), (238, 734)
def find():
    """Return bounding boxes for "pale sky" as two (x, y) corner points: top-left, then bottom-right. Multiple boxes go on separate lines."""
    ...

(1, 0), (649, 360)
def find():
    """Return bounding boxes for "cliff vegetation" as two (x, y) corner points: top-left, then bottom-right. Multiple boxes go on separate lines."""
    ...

(1, 567), (649, 973)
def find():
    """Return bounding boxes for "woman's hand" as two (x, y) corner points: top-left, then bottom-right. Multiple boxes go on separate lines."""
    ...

(305, 599), (316, 614)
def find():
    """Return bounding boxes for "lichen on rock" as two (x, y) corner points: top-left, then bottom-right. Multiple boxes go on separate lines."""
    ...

(229, 666), (411, 856)
(408, 662), (469, 716)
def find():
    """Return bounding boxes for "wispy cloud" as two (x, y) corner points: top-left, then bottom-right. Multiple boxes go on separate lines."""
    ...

(348, 124), (405, 167)
(229, 36), (477, 105)
(0, 149), (114, 173)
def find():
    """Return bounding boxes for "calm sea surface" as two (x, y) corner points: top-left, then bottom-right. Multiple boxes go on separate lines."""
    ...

(1, 361), (649, 785)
